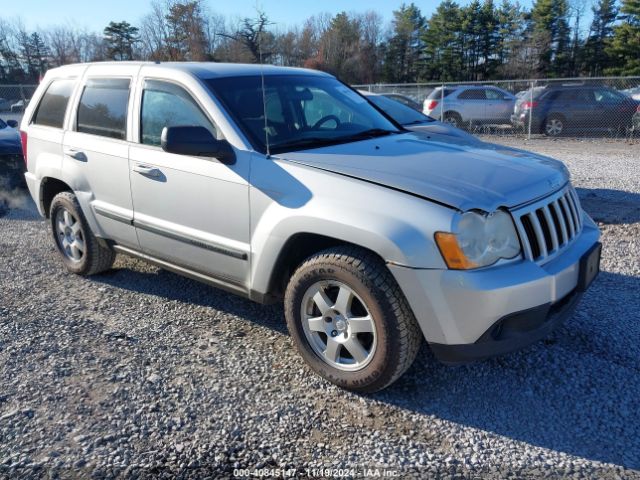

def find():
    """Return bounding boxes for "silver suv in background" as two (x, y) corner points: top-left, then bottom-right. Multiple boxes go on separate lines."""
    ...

(424, 85), (516, 128)
(21, 62), (601, 392)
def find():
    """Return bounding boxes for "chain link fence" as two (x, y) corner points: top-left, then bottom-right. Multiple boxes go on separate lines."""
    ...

(354, 77), (640, 141)
(0, 84), (38, 125)
(3, 80), (640, 141)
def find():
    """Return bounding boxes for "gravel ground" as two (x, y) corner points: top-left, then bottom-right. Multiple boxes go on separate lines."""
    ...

(1, 138), (639, 479)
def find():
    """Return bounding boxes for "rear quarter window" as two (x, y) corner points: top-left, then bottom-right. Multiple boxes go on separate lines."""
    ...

(32, 78), (76, 128)
(77, 78), (130, 140)
(427, 88), (455, 99)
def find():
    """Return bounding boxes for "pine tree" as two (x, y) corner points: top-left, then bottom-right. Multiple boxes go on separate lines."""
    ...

(606, 0), (640, 75)
(530, 0), (572, 76)
(103, 21), (139, 61)
(383, 3), (425, 82)
(422, 0), (463, 81)
(583, 0), (618, 75)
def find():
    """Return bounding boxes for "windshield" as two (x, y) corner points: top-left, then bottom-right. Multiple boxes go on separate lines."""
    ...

(367, 95), (434, 125)
(206, 75), (400, 154)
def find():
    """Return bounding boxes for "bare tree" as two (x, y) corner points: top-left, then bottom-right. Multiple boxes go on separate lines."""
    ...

(219, 11), (274, 63)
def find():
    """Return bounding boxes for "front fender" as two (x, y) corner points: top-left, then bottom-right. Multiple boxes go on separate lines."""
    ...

(248, 157), (455, 294)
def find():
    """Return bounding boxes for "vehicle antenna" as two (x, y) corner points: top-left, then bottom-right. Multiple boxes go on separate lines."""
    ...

(259, 38), (270, 158)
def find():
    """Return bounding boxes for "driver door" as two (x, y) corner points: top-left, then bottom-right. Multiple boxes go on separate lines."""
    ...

(129, 79), (251, 286)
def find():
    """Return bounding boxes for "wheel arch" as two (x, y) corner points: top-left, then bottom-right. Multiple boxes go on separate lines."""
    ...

(40, 177), (73, 218)
(261, 232), (388, 301)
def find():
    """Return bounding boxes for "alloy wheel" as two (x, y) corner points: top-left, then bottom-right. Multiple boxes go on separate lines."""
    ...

(300, 280), (377, 372)
(54, 208), (85, 262)
(545, 118), (563, 136)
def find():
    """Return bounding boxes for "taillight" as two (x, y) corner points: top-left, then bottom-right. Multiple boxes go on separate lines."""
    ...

(522, 101), (538, 109)
(20, 130), (27, 167)
(426, 100), (439, 110)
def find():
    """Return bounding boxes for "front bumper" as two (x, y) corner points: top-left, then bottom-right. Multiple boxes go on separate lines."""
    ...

(389, 211), (600, 362)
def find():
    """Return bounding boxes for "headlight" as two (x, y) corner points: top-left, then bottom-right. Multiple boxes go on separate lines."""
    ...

(435, 210), (521, 269)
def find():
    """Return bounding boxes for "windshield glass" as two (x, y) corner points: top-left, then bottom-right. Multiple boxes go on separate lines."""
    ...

(206, 75), (400, 154)
(367, 95), (434, 125)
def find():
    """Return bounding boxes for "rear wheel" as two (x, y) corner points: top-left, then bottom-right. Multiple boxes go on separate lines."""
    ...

(443, 112), (463, 128)
(50, 192), (115, 275)
(284, 246), (422, 393)
(544, 115), (564, 136)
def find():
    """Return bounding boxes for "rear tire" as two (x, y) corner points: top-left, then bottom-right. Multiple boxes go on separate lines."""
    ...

(284, 246), (422, 393)
(50, 191), (115, 275)
(544, 114), (565, 136)
(443, 112), (463, 128)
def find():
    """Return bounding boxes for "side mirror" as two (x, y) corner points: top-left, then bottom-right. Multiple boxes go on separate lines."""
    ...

(161, 125), (236, 164)
(6, 119), (18, 128)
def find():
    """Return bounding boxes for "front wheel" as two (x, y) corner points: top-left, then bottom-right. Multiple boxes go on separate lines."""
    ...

(50, 191), (115, 275)
(284, 246), (422, 393)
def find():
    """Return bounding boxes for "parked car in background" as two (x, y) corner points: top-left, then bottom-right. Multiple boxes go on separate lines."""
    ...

(0, 117), (25, 189)
(0, 98), (12, 111)
(423, 85), (516, 128)
(511, 85), (640, 136)
(379, 93), (423, 112)
(21, 62), (601, 392)
(10, 99), (29, 113)
(361, 91), (483, 144)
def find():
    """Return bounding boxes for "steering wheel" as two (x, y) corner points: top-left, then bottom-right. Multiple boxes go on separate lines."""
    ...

(312, 115), (341, 130)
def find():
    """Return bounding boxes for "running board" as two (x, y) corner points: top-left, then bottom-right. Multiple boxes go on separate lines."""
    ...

(112, 245), (250, 299)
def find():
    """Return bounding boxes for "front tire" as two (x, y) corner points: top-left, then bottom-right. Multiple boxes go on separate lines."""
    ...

(50, 192), (115, 275)
(284, 246), (422, 393)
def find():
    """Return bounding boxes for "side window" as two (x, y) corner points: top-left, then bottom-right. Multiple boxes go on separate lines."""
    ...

(458, 89), (486, 100)
(140, 80), (217, 147)
(552, 90), (574, 102)
(32, 78), (76, 128)
(485, 89), (504, 100)
(77, 78), (130, 139)
(593, 88), (622, 103)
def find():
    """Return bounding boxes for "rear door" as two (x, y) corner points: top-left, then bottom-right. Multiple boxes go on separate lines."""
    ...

(456, 88), (486, 123)
(591, 87), (632, 128)
(23, 70), (81, 212)
(62, 64), (139, 248)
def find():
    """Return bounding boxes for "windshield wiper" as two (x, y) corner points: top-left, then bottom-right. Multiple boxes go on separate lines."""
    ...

(270, 129), (400, 153)
(270, 137), (340, 153)
(338, 128), (400, 142)
(403, 119), (433, 126)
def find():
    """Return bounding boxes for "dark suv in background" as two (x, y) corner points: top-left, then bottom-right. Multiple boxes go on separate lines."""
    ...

(512, 85), (640, 136)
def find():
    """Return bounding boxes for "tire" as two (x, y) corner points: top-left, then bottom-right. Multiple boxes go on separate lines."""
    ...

(543, 114), (564, 136)
(443, 112), (463, 128)
(49, 191), (115, 275)
(284, 246), (422, 393)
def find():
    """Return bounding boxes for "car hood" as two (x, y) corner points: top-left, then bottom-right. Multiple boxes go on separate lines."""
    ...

(0, 127), (22, 155)
(405, 121), (484, 145)
(277, 132), (569, 212)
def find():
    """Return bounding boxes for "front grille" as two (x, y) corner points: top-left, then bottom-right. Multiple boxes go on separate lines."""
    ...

(513, 186), (582, 263)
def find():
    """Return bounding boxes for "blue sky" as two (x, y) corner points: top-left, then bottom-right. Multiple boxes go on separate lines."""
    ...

(9, 0), (535, 32)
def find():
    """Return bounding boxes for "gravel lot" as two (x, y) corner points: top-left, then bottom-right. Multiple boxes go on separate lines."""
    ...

(1, 138), (639, 479)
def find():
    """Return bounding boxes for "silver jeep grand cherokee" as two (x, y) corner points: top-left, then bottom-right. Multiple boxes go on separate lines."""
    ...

(21, 62), (601, 392)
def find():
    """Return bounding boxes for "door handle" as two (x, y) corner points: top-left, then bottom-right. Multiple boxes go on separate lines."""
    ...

(64, 148), (86, 161)
(133, 164), (162, 178)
